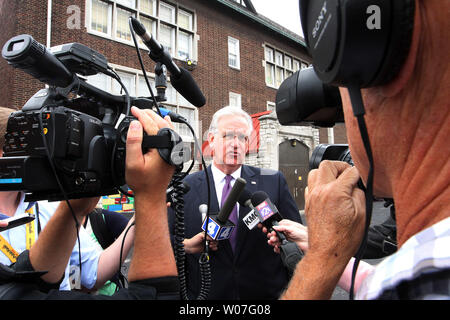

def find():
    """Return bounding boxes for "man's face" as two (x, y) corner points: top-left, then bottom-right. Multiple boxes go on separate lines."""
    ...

(209, 114), (249, 170)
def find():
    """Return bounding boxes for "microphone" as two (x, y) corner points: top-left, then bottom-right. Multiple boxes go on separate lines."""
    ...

(238, 188), (261, 230)
(130, 17), (206, 107)
(251, 191), (284, 231)
(250, 191), (304, 275)
(201, 177), (246, 240)
(199, 204), (208, 223)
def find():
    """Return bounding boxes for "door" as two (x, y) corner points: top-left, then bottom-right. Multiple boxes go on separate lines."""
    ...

(278, 139), (309, 210)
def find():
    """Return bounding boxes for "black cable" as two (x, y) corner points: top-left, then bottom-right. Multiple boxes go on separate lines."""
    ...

(347, 86), (375, 300)
(117, 220), (135, 290)
(128, 17), (162, 118)
(38, 107), (83, 279)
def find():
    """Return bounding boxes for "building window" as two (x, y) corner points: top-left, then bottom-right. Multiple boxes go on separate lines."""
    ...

(90, 0), (112, 35)
(263, 44), (308, 88)
(116, 7), (135, 42)
(229, 92), (242, 108)
(87, 0), (196, 61)
(228, 37), (240, 69)
(267, 101), (276, 112)
(139, 0), (156, 15)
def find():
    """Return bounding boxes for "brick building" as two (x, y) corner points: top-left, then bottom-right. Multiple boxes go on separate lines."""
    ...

(0, 0), (346, 208)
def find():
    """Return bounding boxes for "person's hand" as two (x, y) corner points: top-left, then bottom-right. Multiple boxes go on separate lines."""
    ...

(305, 161), (365, 262)
(0, 220), (8, 228)
(260, 219), (309, 253)
(184, 232), (218, 254)
(59, 197), (100, 222)
(125, 107), (175, 197)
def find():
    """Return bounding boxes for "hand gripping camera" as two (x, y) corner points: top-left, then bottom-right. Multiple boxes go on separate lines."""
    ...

(0, 34), (185, 201)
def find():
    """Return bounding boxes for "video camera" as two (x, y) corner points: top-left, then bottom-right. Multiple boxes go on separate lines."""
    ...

(0, 34), (186, 201)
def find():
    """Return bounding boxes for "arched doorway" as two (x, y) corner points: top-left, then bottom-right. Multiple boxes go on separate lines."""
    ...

(278, 139), (309, 210)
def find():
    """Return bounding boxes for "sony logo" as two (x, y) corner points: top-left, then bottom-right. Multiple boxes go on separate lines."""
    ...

(312, 1), (327, 39)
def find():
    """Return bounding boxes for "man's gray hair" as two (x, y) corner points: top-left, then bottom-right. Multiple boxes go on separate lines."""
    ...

(208, 106), (253, 136)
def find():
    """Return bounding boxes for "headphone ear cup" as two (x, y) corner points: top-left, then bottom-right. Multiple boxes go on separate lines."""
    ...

(300, 0), (415, 88)
(369, 0), (415, 86)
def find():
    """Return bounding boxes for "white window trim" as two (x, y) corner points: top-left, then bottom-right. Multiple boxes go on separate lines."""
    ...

(228, 36), (240, 70)
(229, 92), (242, 108)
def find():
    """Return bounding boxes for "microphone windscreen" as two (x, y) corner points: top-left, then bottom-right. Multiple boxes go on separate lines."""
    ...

(251, 191), (269, 207)
(171, 67), (206, 107)
(238, 188), (252, 207)
(130, 17), (146, 36)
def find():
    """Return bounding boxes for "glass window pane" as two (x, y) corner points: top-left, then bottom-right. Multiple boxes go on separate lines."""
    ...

(165, 83), (177, 104)
(160, 2), (175, 24)
(159, 23), (175, 55)
(285, 55), (292, 70)
(138, 75), (155, 97)
(116, 8), (135, 41)
(116, 0), (136, 9)
(275, 67), (284, 87)
(139, 0), (155, 15)
(91, 0), (110, 34)
(228, 37), (239, 68)
(265, 47), (273, 62)
(178, 107), (195, 136)
(293, 60), (300, 71)
(112, 71), (136, 96)
(265, 63), (274, 86)
(178, 10), (192, 30)
(178, 31), (192, 60)
(275, 51), (283, 66)
(87, 73), (109, 91)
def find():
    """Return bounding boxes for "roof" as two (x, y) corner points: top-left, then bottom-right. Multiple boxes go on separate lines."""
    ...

(213, 0), (307, 48)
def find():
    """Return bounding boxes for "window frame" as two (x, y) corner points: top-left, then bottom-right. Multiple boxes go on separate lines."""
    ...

(228, 36), (240, 70)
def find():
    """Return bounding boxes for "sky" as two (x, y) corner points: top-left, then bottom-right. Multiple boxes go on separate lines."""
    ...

(250, 0), (303, 37)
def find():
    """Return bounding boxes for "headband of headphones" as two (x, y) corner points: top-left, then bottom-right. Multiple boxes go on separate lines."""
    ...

(299, 0), (415, 88)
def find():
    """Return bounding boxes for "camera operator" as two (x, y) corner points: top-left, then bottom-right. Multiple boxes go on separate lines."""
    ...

(0, 106), (136, 292)
(0, 106), (179, 299)
(280, 0), (449, 300)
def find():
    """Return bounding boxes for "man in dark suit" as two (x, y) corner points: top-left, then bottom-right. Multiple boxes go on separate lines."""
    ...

(168, 106), (302, 300)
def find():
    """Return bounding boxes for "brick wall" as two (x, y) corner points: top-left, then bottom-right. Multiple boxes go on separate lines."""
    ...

(1, 0), (310, 137)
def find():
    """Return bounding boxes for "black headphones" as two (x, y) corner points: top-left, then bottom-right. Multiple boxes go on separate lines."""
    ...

(299, 0), (415, 88)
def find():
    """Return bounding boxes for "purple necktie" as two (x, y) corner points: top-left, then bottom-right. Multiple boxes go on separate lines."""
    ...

(221, 175), (238, 251)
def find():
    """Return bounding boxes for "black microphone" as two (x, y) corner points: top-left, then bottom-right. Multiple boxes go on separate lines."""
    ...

(217, 177), (246, 224)
(201, 177), (246, 240)
(238, 188), (262, 230)
(250, 191), (304, 276)
(250, 191), (284, 231)
(130, 17), (206, 107)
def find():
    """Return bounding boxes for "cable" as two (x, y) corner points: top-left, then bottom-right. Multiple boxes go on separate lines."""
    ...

(117, 219), (135, 290)
(128, 17), (162, 118)
(38, 107), (83, 278)
(347, 86), (375, 300)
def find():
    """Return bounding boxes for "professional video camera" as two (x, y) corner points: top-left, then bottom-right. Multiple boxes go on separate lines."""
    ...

(0, 34), (189, 201)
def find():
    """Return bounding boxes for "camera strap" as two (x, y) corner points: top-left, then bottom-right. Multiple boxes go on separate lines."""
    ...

(0, 204), (37, 264)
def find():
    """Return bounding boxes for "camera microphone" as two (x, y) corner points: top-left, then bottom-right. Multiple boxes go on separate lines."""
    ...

(130, 17), (206, 107)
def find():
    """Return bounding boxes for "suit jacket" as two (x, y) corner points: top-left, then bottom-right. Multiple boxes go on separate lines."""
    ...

(168, 165), (302, 300)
